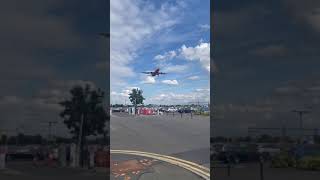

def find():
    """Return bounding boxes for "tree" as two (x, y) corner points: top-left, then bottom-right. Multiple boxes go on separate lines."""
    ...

(59, 84), (108, 166)
(129, 88), (145, 114)
(0, 134), (7, 145)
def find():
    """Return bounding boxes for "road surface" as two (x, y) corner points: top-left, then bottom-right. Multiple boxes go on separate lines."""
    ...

(110, 112), (210, 179)
(0, 161), (107, 180)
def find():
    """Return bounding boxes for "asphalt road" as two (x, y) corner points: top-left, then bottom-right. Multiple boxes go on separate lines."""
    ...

(110, 112), (210, 167)
(214, 162), (320, 180)
(0, 161), (107, 180)
(110, 154), (204, 180)
(110, 112), (210, 179)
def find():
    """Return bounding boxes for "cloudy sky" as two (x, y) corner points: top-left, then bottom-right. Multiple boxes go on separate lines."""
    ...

(0, 0), (108, 136)
(213, 0), (320, 136)
(110, 0), (210, 105)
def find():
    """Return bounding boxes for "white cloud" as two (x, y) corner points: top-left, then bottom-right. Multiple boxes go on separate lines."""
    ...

(195, 88), (210, 92)
(111, 86), (141, 104)
(50, 80), (96, 90)
(162, 64), (189, 73)
(162, 79), (179, 85)
(284, 1), (320, 33)
(147, 88), (209, 105)
(305, 8), (320, 32)
(155, 41), (210, 73)
(0, 96), (22, 104)
(199, 24), (210, 31)
(154, 50), (177, 61)
(180, 42), (210, 72)
(111, 0), (182, 89)
(187, 76), (200, 80)
(141, 76), (156, 84)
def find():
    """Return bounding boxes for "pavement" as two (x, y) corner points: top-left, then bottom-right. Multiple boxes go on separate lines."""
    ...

(213, 162), (320, 180)
(111, 112), (210, 157)
(110, 112), (210, 179)
(110, 154), (204, 180)
(0, 161), (108, 180)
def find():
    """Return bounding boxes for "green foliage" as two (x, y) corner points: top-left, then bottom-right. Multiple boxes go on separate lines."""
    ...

(271, 152), (297, 168)
(0, 134), (7, 144)
(59, 84), (108, 139)
(129, 88), (145, 106)
(297, 156), (320, 170)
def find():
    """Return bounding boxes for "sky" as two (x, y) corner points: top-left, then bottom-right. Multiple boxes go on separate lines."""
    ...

(2, 0), (319, 138)
(0, 0), (108, 136)
(110, 0), (210, 105)
(213, 0), (320, 136)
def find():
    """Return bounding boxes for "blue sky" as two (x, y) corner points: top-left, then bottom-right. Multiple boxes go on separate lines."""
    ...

(110, 0), (210, 105)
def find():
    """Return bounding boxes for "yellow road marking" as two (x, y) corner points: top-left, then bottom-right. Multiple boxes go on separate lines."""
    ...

(112, 150), (209, 172)
(111, 149), (210, 180)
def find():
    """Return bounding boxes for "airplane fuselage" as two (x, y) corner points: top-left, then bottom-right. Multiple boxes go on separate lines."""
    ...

(151, 69), (160, 76)
(142, 68), (165, 76)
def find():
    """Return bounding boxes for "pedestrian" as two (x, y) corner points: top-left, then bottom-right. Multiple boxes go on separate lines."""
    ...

(89, 146), (95, 169)
(33, 150), (40, 166)
(66, 144), (70, 166)
(0, 145), (7, 169)
(47, 151), (54, 167)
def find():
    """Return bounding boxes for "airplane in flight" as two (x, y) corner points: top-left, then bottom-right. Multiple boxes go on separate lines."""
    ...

(141, 68), (167, 76)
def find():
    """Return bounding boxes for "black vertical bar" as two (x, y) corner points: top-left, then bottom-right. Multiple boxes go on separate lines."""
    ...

(106, 0), (111, 176)
(210, 0), (214, 178)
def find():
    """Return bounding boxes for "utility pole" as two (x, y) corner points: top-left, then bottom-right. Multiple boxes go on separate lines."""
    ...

(292, 109), (311, 141)
(41, 121), (57, 143)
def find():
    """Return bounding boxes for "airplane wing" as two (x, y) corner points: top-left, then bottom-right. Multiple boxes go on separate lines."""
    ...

(159, 72), (167, 74)
(142, 72), (153, 74)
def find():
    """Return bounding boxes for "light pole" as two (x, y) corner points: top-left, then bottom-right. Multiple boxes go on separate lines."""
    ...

(40, 121), (57, 143)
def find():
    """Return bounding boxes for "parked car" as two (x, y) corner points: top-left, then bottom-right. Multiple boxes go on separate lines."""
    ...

(178, 108), (192, 113)
(112, 107), (126, 112)
(159, 108), (166, 112)
(258, 144), (281, 159)
(6, 145), (36, 160)
(167, 107), (177, 112)
(217, 144), (260, 163)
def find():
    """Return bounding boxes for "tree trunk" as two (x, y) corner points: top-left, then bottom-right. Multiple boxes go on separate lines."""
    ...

(77, 114), (85, 167)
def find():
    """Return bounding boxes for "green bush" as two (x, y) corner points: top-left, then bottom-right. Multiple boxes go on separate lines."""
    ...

(271, 152), (297, 168)
(297, 156), (320, 171)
